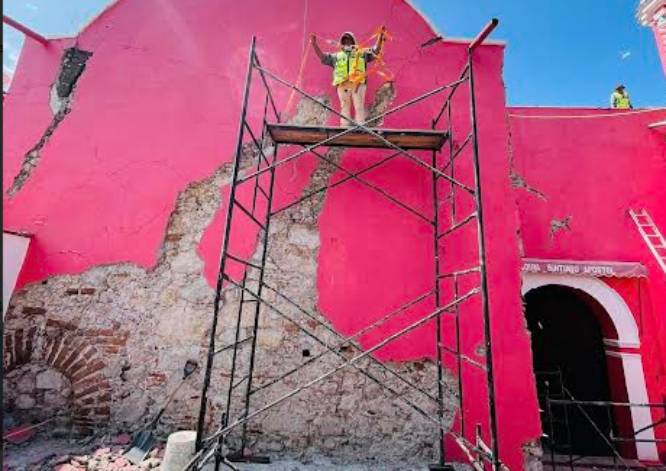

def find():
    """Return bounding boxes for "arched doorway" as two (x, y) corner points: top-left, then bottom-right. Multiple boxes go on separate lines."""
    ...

(522, 273), (659, 462)
(525, 284), (614, 456)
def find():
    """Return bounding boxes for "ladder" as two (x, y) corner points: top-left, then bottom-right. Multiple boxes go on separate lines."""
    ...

(629, 208), (666, 275)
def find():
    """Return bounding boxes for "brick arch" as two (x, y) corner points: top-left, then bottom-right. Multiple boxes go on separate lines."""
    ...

(4, 327), (112, 432)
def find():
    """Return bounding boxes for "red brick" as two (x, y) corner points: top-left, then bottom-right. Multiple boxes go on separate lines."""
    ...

(72, 418), (95, 426)
(46, 318), (78, 330)
(23, 306), (46, 316)
(52, 342), (72, 369)
(102, 336), (128, 347)
(100, 345), (122, 354)
(165, 233), (183, 242)
(57, 342), (84, 370)
(94, 406), (110, 415)
(75, 407), (95, 417)
(25, 327), (37, 360)
(97, 392), (112, 402)
(4, 334), (15, 368)
(74, 380), (110, 400)
(61, 342), (91, 372)
(71, 360), (104, 382)
(83, 346), (98, 360)
(66, 358), (89, 377)
(14, 330), (25, 365)
(46, 336), (65, 365)
(147, 372), (167, 382)
(73, 374), (103, 389)
(87, 328), (115, 337)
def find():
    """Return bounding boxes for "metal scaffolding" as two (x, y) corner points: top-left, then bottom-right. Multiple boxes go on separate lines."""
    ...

(191, 19), (503, 471)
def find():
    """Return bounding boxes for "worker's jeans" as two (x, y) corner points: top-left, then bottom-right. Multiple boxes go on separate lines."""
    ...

(337, 83), (367, 127)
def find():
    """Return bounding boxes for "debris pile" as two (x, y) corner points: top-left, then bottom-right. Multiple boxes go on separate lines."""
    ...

(4, 435), (164, 471)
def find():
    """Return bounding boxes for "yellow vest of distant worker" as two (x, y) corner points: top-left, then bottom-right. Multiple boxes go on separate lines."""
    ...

(333, 49), (367, 86)
(612, 91), (631, 109)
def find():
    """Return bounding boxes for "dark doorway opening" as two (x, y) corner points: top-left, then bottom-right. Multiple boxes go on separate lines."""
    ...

(525, 285), (616, 457)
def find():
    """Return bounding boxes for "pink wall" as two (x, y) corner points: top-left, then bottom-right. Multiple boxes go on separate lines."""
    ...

(3, 0), (540, 468)
(509, 106), (666, 458)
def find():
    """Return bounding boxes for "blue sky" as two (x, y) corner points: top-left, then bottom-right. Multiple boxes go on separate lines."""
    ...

(3, 0), (665, 107)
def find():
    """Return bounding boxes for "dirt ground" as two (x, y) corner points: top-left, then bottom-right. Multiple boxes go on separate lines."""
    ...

(3, 433), (450, 470)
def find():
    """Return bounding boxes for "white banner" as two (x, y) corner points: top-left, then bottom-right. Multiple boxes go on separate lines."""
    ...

(3, 232), (30, 317)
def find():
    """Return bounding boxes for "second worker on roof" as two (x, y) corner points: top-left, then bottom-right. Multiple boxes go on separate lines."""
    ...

(312, 29), (387, 127)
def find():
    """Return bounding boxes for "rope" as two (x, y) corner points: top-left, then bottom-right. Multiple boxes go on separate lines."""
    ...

(284, 39), (312, 115)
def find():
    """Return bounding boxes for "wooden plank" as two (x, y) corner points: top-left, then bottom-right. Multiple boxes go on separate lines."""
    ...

(267, 124), (448, 151)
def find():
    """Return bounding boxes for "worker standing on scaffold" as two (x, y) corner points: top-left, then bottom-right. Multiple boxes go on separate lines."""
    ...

(311, 28), (387, 127)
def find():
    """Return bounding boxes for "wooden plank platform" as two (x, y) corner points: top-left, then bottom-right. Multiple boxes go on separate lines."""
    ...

(267, 123), (448, 151)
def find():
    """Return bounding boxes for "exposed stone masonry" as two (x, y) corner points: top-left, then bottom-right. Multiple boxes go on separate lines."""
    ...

(4, 85), (458, 465)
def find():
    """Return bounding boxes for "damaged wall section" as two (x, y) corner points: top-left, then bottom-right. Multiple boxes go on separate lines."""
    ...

(7, 47), (92, 197)
(4, 87), (453, 465)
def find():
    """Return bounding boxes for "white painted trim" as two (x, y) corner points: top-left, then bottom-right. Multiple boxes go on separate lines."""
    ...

(603, 338), (641, 349)
(2, 232), (30, 317)
(607, 352), (659, 461)
(522, 273), (658, 461)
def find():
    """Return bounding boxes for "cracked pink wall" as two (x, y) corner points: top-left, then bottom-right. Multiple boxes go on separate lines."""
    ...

(509, 106), (666, 459)
(3, 0), (540, 468)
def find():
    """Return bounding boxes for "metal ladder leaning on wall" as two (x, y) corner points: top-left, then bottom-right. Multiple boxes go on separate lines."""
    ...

(629, 209), (666, 275)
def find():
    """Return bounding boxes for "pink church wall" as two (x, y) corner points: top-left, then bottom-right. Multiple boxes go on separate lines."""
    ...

(509, 106), (666, 458)
(4, 0), (541, 468)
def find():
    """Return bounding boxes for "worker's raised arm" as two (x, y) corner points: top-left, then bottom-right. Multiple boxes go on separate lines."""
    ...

(372, 26), (387, 55)
(311, 35), (326, 62)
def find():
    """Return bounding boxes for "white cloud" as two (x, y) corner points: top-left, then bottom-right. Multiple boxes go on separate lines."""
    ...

(24, 2), (39, 11)
(620, 50), (631, 60)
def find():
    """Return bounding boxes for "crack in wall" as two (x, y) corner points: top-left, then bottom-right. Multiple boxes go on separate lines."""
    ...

(506, 117), (547, 201)
(7, 47), (92, 197)
(549, 215), (572, 239)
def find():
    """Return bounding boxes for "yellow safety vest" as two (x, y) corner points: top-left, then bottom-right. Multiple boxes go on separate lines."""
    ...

(333, 49), (367, 86)
(612, 91), (631, 109)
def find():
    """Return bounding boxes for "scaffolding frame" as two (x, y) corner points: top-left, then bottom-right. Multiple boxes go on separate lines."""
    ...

(192, 19), (502, 471)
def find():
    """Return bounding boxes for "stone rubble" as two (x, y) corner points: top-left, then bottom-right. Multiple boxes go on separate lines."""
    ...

(3, 434), (164, 471)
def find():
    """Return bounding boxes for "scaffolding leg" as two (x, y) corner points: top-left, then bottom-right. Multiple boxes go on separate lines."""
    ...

(232, 143), (279, 464)
(468, 50), (501, 470)
(195, 36), (257, 454)
(430, 147), (454, 471)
